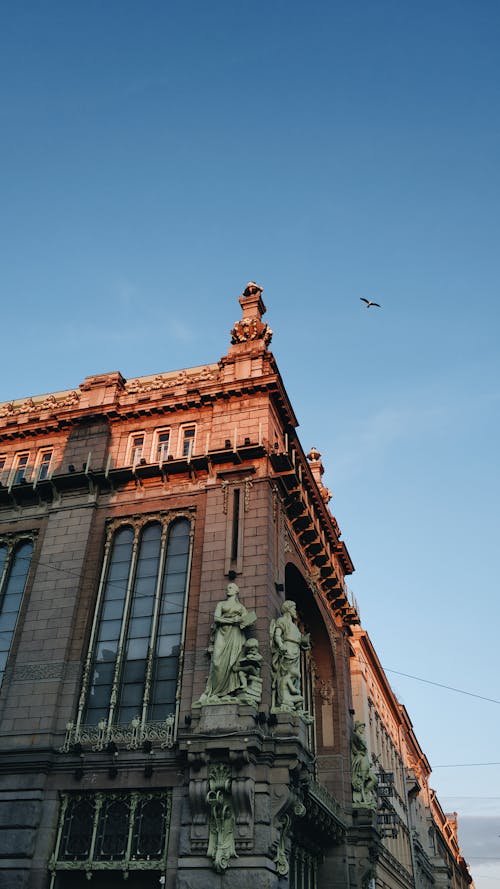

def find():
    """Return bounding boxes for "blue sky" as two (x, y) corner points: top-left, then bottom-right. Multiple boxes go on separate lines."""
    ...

(1, 2), (499, 882)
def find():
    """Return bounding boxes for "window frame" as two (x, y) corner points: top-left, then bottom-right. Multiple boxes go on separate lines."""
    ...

(151, 427), (171, 465)
(179, 424), (196, 459)
(127, 432), (145, 467)
(10, 452), (31, 487)
(0, 532), (36, 686)
(35, 448), (54, 482)
(67, 512), (193, 752)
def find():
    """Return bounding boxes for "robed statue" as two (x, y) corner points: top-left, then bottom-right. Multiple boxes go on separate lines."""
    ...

(351, 721), (378, 808)
(270, 599), (311, 717)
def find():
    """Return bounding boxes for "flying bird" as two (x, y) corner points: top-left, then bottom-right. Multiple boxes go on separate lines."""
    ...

(360, 298), (381, 308)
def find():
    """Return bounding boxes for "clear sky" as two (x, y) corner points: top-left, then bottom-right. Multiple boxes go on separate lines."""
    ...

(1, 2), (499, 884)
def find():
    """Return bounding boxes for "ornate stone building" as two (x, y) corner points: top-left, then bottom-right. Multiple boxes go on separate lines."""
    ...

(0, 284), (472, 889)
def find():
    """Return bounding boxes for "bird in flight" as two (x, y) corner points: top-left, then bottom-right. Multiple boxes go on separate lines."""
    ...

(360, 298), (381, 308)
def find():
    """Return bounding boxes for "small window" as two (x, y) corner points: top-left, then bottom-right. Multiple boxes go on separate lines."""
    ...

(154, 429), (170, 464)
(180, 426), (195, 458)
(0, 457), (6, 483)
(12, 453), (30, 485)
(128, 434), (144, 467)
(37, 450), (53, 481)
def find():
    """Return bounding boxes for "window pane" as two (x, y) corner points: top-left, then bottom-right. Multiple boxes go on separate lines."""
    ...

(127, 637), (149, 660)
(0, 545), (7, 578)
(126, 616), (152, 639)
(97, 619), (122, 642)
(154, 657), (178, 681)
(122, 659), (146, 682)
(156, 634), (180, 658)
(164, 554), (189, 574)
(158, 612), (182, 637)
(161, 591), (184, 614)
(100, 599), (124, 621)
(131, 596), (154, 618)
(0, 612), (17, 633)
(95, 640), (118, 662)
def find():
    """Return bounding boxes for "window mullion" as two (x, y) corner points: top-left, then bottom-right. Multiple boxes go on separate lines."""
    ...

(75, 532), (114, 733)
(125, 791), (139, 871)
(107, 530), (141, 729)
(88, 794), (103, 871)
(140, 523), (168, 729)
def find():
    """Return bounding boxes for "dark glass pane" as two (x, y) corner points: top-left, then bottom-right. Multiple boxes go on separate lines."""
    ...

(91, 662), (115, 685)
(1, 592), (23, 613)
(127, 616), (152, 639)
(95, 640), (118, 662)
(138, 538), (161, 559)
(107, 560), (130, 581)
(119, 682), (144, 706)
(113, 526), (134, 548)
(2, 575), (26, 595)
(154, 657), (178, 681)
(0, 652), (7, 674)
(163, 572), (187, 594)
(87, 685), (110, 708)
(122, 659), (146, 682)
(135, 557), (159, 578)
(0, 632), (12, 651)
(150, 702), (175, 721)
(85, 706), (107, 725)
(164, 554), (188, 574)
(117, 706), (139, 724)
(158, 612), (182, 637)
(165, 533), (189, 556)
(62, 797), (95, 860)
(156, 634), (180, 658)
(0, 612), (17, 633)
(131, 596), (154, 618)
(100, 599), (124, 621)
(0, 545), (7, 578)
(127, 637), (148, 660)
(96, 798), (129, 859)
(133, 575), (157, 596)
(9, 541), (33, 576)
(161, 592), (184, 614)
(152, 679), (176, 704)
(133, 797), (166, 858)
(97, 619), (122, 642)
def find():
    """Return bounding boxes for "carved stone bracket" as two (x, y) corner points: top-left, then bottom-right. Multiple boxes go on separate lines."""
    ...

(206, 764), (237, 873)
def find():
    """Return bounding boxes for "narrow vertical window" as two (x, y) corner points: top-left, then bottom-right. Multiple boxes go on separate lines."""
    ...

(85, 526), (134, 726)
(0, 538), (34, 684)
(37, 450), (53, 481)
(12, 453), (29, 485)
(231, 488), (240, 561)
(0, 457), (6, 483)
(181, 426), (195, 458)
(81, 516), (191, 735)
(150, 518), (190, 720)
(155, 430), (170, 463)
(129, 434), (144, 466)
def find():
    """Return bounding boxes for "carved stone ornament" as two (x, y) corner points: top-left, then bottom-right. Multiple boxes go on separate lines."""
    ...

(273, 792), (306, 876)
(206, 764), (237, 873)
(230, 317), (273, 346)
(351, 721), (378, 809)
(0, 390), (80, 418)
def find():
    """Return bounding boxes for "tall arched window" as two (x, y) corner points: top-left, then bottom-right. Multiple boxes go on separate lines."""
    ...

(80, 515), (191, 736)
(0, 536), (34, 685)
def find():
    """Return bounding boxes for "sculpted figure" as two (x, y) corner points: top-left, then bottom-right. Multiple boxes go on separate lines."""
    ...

(270, 600), (311, 714)
(196, 582), (257, 705)
(351, 721), (378, 808)
(234, 638), (263, 706)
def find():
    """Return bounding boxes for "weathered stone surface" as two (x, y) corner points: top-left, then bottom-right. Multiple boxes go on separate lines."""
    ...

(0, 827), (35, 858)
(0, 870), (29, 889)
(0, 801), (40, 829)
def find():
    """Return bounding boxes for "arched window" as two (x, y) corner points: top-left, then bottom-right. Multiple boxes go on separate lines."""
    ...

(82, 516), (191, 733)
(0, 536), (34, 685)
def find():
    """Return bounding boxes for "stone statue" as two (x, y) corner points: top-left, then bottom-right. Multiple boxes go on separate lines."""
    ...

(195, 582), (258, 706)
(270, 600), (311, 716)
(234, 638), (263, 706)
(351, 721), (378, 808)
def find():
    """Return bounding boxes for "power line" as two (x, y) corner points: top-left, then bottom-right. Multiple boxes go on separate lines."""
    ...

(384, 668), (500, 705)
(433, 763), (500, 769)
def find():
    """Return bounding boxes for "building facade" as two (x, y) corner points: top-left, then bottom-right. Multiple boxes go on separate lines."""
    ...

(0, 284), (471, 889)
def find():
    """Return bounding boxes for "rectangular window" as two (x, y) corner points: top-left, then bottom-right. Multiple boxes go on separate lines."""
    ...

(0, 535), (35, 685)
(154, 429), (170, 463)
(128, 434), (144, 467)
(12, 453), (29, 485)
(37, 450), (53, 481)
(180, 425), (195, 458)
(63, 516), (192, 754)
(0, 457), (6, 483)
(49, 791), (171, 883)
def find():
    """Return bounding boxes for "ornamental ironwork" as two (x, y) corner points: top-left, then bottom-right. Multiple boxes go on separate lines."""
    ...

(48, 790), (171, 885)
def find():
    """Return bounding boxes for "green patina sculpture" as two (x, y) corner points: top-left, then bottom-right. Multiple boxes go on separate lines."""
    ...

(270, 600), (311, 717)
(195, 582), (260, 706)
(206, 764), (237, 873)
(351, 721), (378, 809)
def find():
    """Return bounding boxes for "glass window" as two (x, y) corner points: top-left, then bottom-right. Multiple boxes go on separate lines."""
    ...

(12, 453), (29, 485)
(129, 434), (144, 466)
(37, 450), (53, 481)
(180, 426), (195, 458)
(155, 429), (170, 463)
(0, 537), (34, 684)
(0, 457), (6, 483)
(82, 516), (191, 731)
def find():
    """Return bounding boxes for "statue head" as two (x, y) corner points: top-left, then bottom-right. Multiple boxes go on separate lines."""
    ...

(226, 582), (239, 598)
(281, 599), (297, 618)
